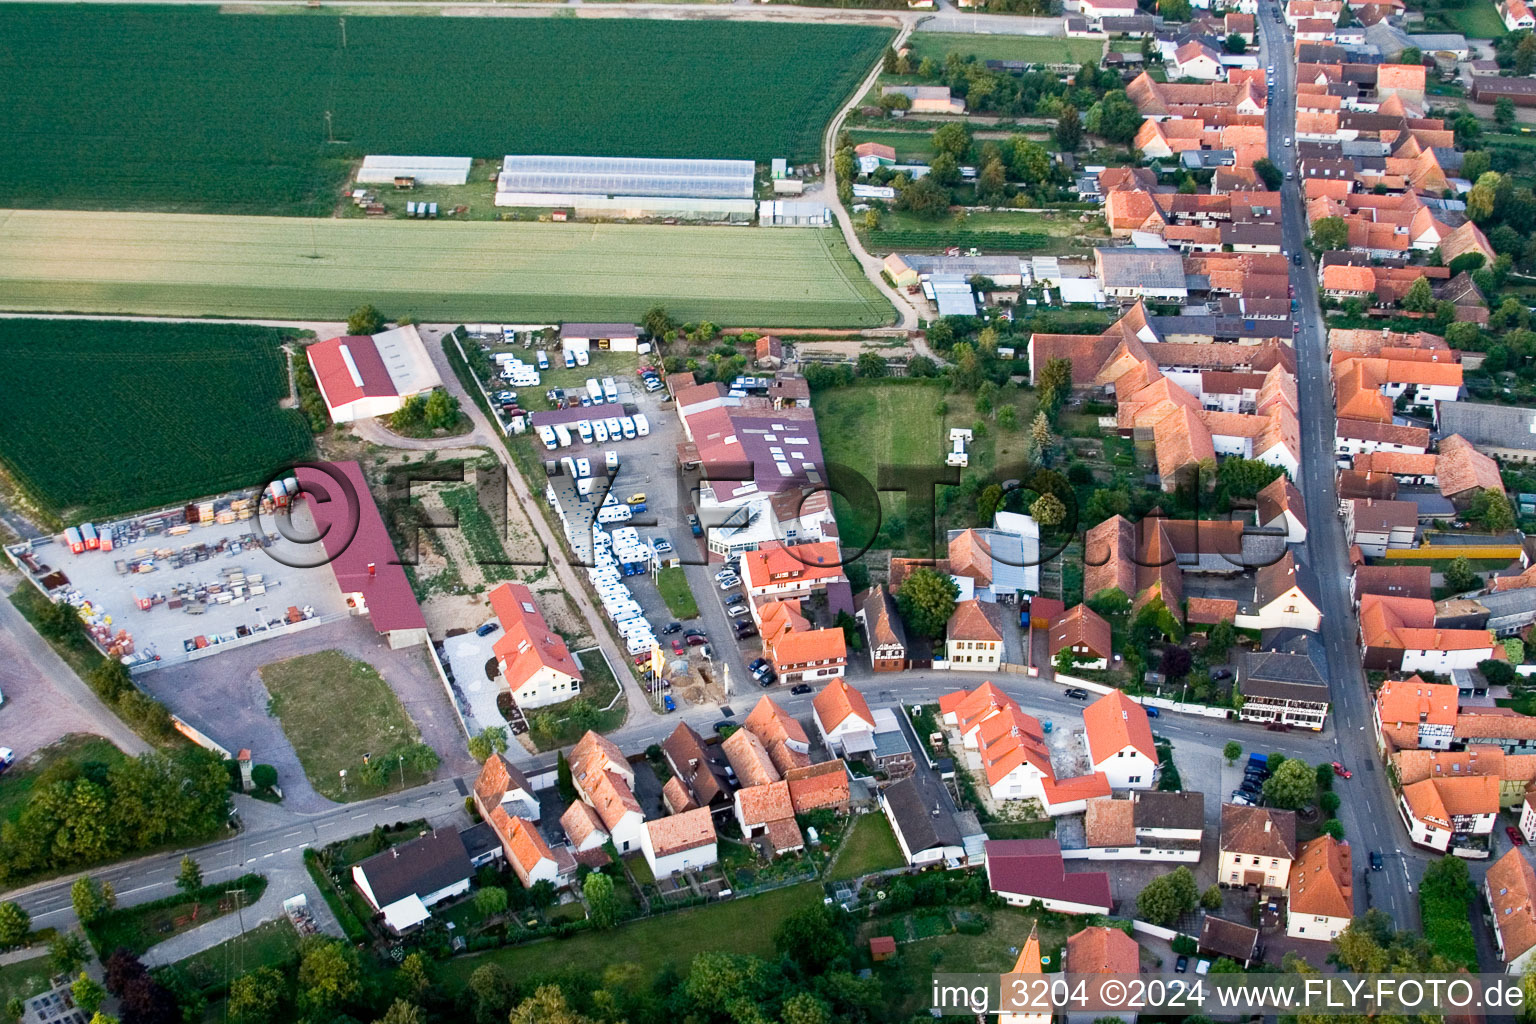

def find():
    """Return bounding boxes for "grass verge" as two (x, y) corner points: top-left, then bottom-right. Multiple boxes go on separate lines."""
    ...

(159, 918), (302, 997)
(86, 875), (267, 957)
(657, 566), (701, 620)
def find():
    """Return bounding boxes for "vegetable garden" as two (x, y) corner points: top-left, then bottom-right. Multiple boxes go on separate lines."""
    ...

(0, 7), (891, 215)
(0, 320), (313, 521)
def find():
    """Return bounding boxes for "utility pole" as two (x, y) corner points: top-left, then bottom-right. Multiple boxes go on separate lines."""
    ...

(399, 754), (405, 792)
(324, 110), (334, 144)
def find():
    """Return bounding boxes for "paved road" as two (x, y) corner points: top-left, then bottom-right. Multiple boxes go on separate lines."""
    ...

(1257, 5), (1426, 929)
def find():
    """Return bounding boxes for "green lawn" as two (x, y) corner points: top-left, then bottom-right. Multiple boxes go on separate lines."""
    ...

(259, 650), (428, 802)
(1440, 0), (1507, 37)
(982, 820), (1056, 840)
(86, 875), (267, 957)
(0, 211), (894, 328)
(907, 31), (1105, 66)
(861, 208), (1107, 257)
(811, 379), (1040, 552)
(0, 319), (313, 522)
(657, 566), (701, 620)
(524, 648), (627, 751)
(442, 882), (820, 984)
(845, 128), (943, 164)
(163, 919), (302, 993)
(828, 813), (905, 880)
(0, 734), (127, 826)
(0, 954), (53, 1010)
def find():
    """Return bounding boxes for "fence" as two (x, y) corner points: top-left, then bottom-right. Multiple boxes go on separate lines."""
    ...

(171, 714), (232, 759)
(425, 639), (474, 742)
(1131, 920), (1179, 942)
(1384, 544), (1523, 561)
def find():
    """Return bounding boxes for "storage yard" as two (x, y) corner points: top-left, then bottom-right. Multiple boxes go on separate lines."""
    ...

(0, 319), (314, 522)
(0, 7), (890, 214)
(5, 489), (353, 672)
(0, 212), (893, 326)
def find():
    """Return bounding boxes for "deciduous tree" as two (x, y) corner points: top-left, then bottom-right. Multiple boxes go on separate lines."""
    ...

(227, 967), (284, 1024)
(895, 568), (960, 639)
(0, 903), (29, 947)
(1135, 866), (1198, 925)
(1222, 741), (1242, 766)
(175, 855), (202, 896)
(1261, 757), (1316, 810)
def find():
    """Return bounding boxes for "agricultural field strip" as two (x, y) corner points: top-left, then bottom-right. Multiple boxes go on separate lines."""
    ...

(0, 211), (893, 326)
(0, 7), (891, 214)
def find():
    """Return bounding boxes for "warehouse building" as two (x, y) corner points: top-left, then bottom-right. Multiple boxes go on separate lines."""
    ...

(306, 325), (443, 424)
(494, 155), (757, 222)
(356, 156), (473, 187)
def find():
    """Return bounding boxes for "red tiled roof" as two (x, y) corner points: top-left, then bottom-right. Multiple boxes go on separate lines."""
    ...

(489, 582), (582, 694)
(1083, 689), (1157, 764)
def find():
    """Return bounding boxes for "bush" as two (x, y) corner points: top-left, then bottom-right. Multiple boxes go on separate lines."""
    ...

(1171, 935), (1197, 956)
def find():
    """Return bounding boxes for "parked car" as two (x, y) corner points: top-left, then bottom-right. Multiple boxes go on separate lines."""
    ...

(1331, 761), (1352, 779)
(1510, 826), (1527, 847)
(1145, 707), (1160, 718)
(748, 657), (768, 673)
(1063, 687), (1089, 700)
(671, 638), (686, 655)
(685, 627), (706, 638)
(0, 748), (12, 777)
(627, 493), (647, 506)
(686, 633), (707, 646)
(757, 670), (776, 686)
(718, 576), (741, 591)
(475, 621), (499, 637)
(661, 622), (683, 635)
(687, 514), (703, 537)
(790, 684), (812, 695)
(1211, 668), (1232, 681)
(1369, 851), (1384, 871)
(701, 644), (713, 659)
(714, 568), (737, 582)
(1292, 251), (1303, 266)
(726, 602), (748, 617)
(662, 694), (676, 713)
(653, 538), (674, 554)
(1229, 791), (1255, 806)
(1175, 956), (1189, 974)
(734, 621), (758, 638)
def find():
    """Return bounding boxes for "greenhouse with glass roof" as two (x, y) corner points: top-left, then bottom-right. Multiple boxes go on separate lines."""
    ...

(493, 154), (758, 221)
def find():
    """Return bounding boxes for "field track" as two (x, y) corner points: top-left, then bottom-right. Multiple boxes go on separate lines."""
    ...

(0, 210), (895, 327)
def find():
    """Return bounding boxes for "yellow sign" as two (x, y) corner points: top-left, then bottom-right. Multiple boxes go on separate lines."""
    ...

(650, 642), (666, 677)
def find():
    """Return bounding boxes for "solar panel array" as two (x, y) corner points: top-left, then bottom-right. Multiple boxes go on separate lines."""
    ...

(497, 155), (755, 199)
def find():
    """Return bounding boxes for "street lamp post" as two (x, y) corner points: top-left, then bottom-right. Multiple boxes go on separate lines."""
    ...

(399, 754), (405, 791)
(339, 769), (347, 796)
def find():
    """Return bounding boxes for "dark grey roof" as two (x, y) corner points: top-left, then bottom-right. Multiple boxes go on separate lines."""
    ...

(458, 821), (501, 862)
(1238, 649), (1329, 701)
(1133, 790), (1204, 831)
(882, 777), (962, 854)
(1148, 315), (1293, 339)
(356, 827), (473, 908)
(1200, 916), (1259, 960)
(1476, 587), (1536, 618)
(1437, 402), (1536, 453)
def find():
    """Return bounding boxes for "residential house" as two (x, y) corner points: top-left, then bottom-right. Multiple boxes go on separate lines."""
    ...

(1354, 564), (1433, 604)
(1375, 675), (1460, 753)
(768, 626), (848, 686)
(1359, 593), (1497, 673)
(1234, 551), (1322, 632)
(986, 839), (1114, 914)
(1256, 475), (1309, 543)
(785, 760), (851, 815)
(742, 541), (847, 603)
(1344, 498), (1418, 557)
(1398, 773), (1499, 854)
(351, 828), (474, 933)
(1436, 403), (1536, 464)
(754, 335), (785, 369)
(1219, 803), (1298, 891)
(473, 753), (540, 823)
(1521, 787), (1536, 844)
(569, 731), (644, 854)
(880, 776), (966, 867)
(812, 679), (877, 759)
(660, 722), (732, 815)
(1286, 836), (1354, 940)
(1502, 0), (1536, 32)
(1095, 248), (1190, 302)
(1391, 746), (1536, 809)
(735, 781), (804, 856)
(1078, 791), (1204, 861)
(880, 85), (966, 114)
(560, 800), (610, 865)
(1083, 690), (1159, 790)
(1199, 917), (1260, 967)
(640, 807), (718, 878)
(1065, 926), (1141, 1024)
(488, 583), (583, 710)
(945, 599), (1009, 671)
(858, 584), (909, 671)
(1050, 604), (1114, 672)
(742, 695), (812, 774)
(494, 811), (564, 890)
(1486, 847), (1536, 971)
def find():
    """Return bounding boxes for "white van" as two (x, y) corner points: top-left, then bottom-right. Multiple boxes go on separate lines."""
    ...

(575, 457), (592, 478)
(576, 420), (594, 444)
(601, 377), (618, 402)
(620, 416), (637, 440)
(605, 451), (620, 473)
(633, 413), (650, 437)
(586, 379), (604, 404)
(553, 424), (572, 448)
(593, 419), (610, 443)
(536, 425), (558, 450)
(575, 349), (589, 366)
(604, 416), (622, 439)
(536, 350), (550, 370)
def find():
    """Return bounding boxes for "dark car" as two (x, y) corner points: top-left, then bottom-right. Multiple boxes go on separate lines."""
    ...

(1064, 687), (1090, 700)
(713, 721), (735, 735)
(1369, 851), (1384, 871)
(758, 671), (777, 687)
(475, 621), (499, 637)
(734, 619), (758, 638)
(1292, 251), (1304, 266)
(790, 684), (812, 695)
(748, 657), (768, 673)
(661, 622), (683, 635)
(1510, 826), (1527, 847)
(1211, 668), (1233, 681)
(1175, 956), (1189, 974)
(685, 634), (707, 647)
(684, 627), (706, 639)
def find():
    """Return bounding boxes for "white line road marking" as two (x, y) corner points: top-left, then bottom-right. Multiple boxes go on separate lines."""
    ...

(280, 848), (293, 854)
(263, 852), (274, 858)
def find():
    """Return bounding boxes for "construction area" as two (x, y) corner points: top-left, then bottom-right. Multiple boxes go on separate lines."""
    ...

(4, 487), (354, 671)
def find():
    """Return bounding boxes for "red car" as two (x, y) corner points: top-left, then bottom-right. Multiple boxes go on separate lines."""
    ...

(1331, 761), (1351, 779)
(1510, 826), (1527, 847)
(671, 638), (686, 656)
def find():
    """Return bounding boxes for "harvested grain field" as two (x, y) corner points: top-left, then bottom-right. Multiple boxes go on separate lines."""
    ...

(0, 211), (895, 327)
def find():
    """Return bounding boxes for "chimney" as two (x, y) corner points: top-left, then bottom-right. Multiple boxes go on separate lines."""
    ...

(367, 562), (377, 578)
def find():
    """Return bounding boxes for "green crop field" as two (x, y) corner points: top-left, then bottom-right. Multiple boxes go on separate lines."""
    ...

(0, 6), (891, 215)
(0, 211), (894, 326)
(0, 319), (313, 521)
(907, 31), (1106, 66)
